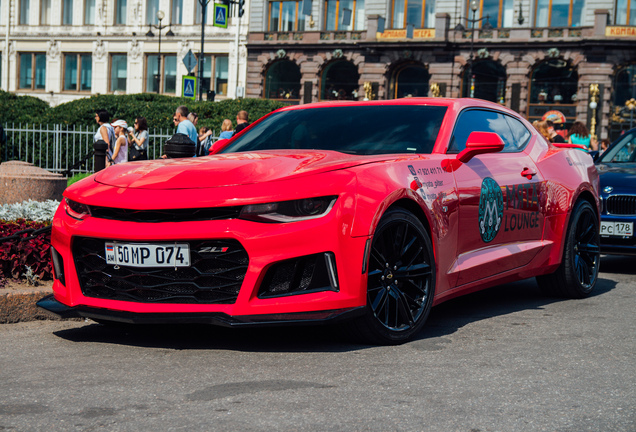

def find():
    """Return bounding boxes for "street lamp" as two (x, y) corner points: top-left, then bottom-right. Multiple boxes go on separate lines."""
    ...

(454, 0), (492, 97)
(146, 10), (175, 94)
(589, 83), (600, 141)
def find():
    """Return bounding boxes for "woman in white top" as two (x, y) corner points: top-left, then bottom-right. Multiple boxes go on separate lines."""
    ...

(94, 110), (115, 162)
(108, 119), (129, 166)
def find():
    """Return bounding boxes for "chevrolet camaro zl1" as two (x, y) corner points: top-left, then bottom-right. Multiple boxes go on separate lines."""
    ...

(38, 98), (601, 344)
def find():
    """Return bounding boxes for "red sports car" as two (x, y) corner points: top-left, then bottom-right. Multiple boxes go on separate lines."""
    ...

(38, 98), (601, 344)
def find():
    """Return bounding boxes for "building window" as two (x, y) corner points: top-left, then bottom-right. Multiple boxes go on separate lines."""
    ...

(535, 0), (583, 27)
(115, 0), (126, 24)
(172, 0), (183, 24)
(195, 55), (229, 96)
(265, 60), (301, 100)
(110, 54), (127, 92)
(64, 54), (92, 92)
(85, 0), (95, 24)
(320, 60), (360, 100)
(18, 53), (46, 90)
(391, 63), (430, 98)
(147, 0), (159, 24)
(146, 54), (177, 94)
(391, 0), (436, 29)
(324, 0), (366, 30)
(268, 1), (306, 31)
(195, 1), (202, 24)
(529, 59), (578, 104)
(616, 0), (636, 25)
(468, 0), (513, 28)
(41, 0), (51, 24)
(20, 0), (30, 25)
(462, 60), (506, 103)
(63, 0), (73, 24)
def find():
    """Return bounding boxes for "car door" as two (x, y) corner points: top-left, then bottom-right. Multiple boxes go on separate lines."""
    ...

(448, 109), (546, 287)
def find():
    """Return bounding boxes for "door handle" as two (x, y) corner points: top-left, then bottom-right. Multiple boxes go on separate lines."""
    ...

(521, 168), (537, 179)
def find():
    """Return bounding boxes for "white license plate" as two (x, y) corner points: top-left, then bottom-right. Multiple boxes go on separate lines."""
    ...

(600, 221), (634, 237)
(105, 242), (190, 267)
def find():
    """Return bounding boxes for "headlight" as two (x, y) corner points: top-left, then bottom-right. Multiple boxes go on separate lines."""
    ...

(65, 198), (91, 220)
(239, 196), (337, 223)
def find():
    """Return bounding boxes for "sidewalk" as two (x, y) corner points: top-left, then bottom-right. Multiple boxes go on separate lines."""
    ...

(0, 279), (57, 323)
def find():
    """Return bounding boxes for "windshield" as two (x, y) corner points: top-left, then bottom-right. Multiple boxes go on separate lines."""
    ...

(599, 131), (636, 163)
(221, 105), (447, 155)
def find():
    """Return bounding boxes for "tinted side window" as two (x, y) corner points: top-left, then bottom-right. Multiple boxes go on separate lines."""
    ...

(448, 109), (517, 153)
(504, 115), (532, 152)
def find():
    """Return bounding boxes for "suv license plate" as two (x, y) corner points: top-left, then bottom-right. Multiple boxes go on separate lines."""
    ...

(600, 222), (633, 237)
(105, 242), (190, 267)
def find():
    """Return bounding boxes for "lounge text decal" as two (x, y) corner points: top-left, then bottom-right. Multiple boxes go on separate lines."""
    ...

(478, 177), (504, 243)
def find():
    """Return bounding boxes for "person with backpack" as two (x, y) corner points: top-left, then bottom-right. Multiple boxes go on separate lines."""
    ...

(94, 110), (115, 165)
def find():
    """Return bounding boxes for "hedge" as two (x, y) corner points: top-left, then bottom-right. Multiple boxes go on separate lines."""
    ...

(0, 91), (289, 132)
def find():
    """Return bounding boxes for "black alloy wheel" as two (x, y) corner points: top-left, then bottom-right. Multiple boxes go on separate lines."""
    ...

(537, 200), (600, 298)
(352, 208), (435, 344)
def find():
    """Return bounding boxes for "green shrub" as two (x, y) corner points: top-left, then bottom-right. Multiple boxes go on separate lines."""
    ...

(67, 172), (93, 187)
(0, 90), (50, 125)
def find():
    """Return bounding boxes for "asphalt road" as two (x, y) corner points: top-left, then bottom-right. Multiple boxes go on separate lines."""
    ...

(1, 255), (635, 432)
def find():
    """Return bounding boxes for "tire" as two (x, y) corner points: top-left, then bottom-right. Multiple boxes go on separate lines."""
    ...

(350, 208), (436, 345)
(536, 200), (600, 298)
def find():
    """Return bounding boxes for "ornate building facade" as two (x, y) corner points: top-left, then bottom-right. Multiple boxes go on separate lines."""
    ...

(246, 0), (636, 140)
(0, 0), (248, 105)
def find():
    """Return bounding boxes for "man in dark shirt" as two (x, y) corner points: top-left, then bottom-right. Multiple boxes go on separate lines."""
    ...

(234, 110), (250, 134)
(546, 120), (566, 143)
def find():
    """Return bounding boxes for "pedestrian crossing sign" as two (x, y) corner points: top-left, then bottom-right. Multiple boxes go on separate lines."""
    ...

(214, 4), (228, 28)
(182, 76), (197, 99)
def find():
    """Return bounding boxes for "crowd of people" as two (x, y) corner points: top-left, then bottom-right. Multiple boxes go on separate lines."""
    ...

(93, 106), (251, 166)
(531, 119), (609, 153)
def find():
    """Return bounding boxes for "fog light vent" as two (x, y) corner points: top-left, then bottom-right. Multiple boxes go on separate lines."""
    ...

(258, 252), (339, 298)
(51, 247), (65, 286)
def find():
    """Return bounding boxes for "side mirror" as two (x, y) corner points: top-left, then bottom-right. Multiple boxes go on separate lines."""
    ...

(457, 132), (505, 163)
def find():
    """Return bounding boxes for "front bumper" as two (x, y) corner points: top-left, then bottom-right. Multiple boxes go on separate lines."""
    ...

(37, 294), (365, 326)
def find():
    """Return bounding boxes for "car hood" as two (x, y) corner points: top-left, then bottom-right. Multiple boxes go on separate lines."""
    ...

(596, 163), (636, 193)
(93, 151), (392, 190)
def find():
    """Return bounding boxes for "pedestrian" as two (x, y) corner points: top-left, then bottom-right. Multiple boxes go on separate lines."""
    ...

(198, 127), (214, 155)
(219, 119), (234, 139)
(546, 120), (566, 143)
(599, 138), (610, 154)
(174, 105), (198, 145)
(128, 117), (149, 160)
(94, 109), (115, 165)
(532, 120), (552, 143)
(567, 121), (597, 151)
(234, 110), (250, 134)
(187, 112), (199, 126)
(108, 119), (129, 166)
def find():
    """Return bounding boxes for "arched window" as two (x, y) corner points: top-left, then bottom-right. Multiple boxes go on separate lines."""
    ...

(391, 0), (436, 29)
(468, 0), (514, 28)
(527, 59), (578, 123)
(615, 0), (636, 24)
(391, 64), (430, 98)
(530, 59), (578, 104)
(265, 60), (302, 102)
(535, 0), (584, 27)
(320, 61), (360, 100)
(609, 64), (636, 140)
(462, 60), (506, 103)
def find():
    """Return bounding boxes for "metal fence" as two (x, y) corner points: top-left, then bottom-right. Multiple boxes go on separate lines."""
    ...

(0, 123), (214, 175)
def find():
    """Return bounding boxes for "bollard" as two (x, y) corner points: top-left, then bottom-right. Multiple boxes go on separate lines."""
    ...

(93, 140), (109, 172)
(164, 133), (196, 158)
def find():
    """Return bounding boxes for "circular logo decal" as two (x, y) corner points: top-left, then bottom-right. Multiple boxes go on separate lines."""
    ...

(478, 177), (504, 243)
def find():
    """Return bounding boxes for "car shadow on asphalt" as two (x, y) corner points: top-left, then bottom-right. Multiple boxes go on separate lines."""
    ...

(52, 275), (618, 353)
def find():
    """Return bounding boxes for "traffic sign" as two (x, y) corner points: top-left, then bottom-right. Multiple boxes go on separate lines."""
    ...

(182, 50), (198, 75)
(214, 4), (228, 28)
(182, 76), (197, 99)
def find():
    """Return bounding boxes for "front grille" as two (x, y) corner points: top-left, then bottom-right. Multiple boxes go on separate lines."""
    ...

(88, 206), (242, 223)
(73, 237), (249, 304)
(606, 195), (636, 215)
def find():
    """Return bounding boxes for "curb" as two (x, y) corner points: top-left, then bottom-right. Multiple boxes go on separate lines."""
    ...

(0, 289), (60, 324)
